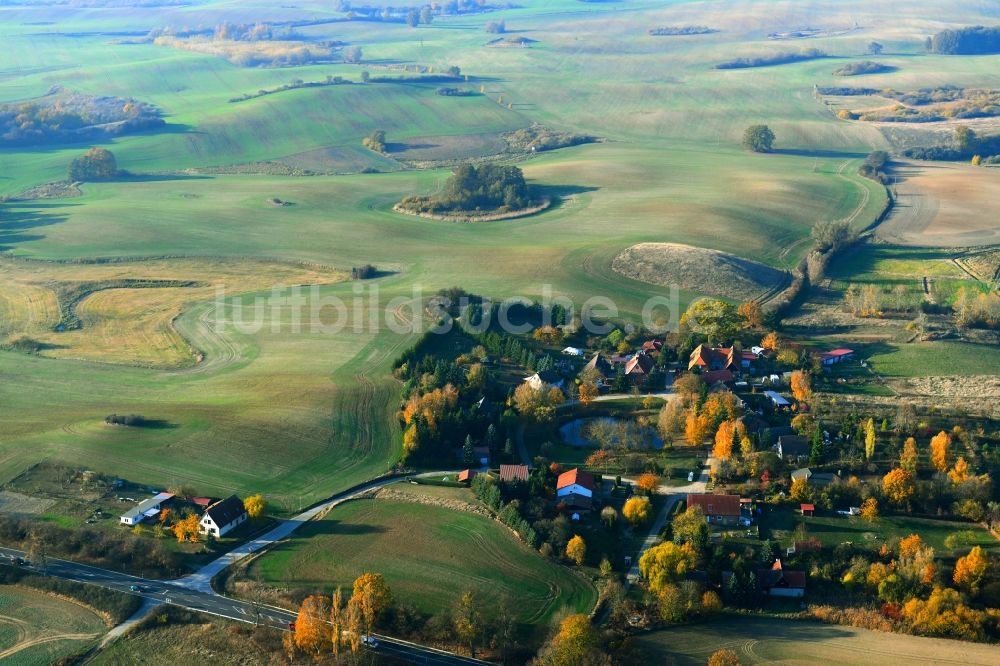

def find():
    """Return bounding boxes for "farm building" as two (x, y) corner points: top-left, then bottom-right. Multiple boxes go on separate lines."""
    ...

(758, 560), (806, 597)
(120, 492), (174, 526)
(200, 495), (247, 537)
(764, 390), (791, 407)
(556, 468), (595, 498)
(499, 464), (529, 483)
(800, 503), (815, 516)
(688, 344), (738, 372)
(687, 493), (742, 526)
(820, 348), (854, 366)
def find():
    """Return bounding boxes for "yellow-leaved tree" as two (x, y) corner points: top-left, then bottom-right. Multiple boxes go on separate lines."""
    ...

(533, 614), (604, 666)
(350, 572), (391, 638)
(294, 595), (331, 655)
(947, 456), (970, 484)
(900, 437), (918, 472)
(243, 494), (266, 520)
(639, 541), (697, 594)
(622, 496), (651, 526)
(930, 431), (950, 472)
(860, 497), (879, 522)
(565, 535), (586, 566)
(790, 370), (812, 404)
(953, 546), (988, 592)
(882, 468), (915, 506)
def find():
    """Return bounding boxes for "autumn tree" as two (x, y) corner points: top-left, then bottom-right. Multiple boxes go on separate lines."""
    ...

(533, 325), (563, 345)
(708, 649), (742, 666)
(532, 614), (604, 666)
(565, 535), (586, 566)
(680, 298), (741, 344)
(636, 472), (660, 495)
(362, 128), (386, 152)
(673, 373), (705, 406)
(514, 382), (565, 422)
(623, 496), (651, 526)
(761, 331), (781, 352)
(737, 301), (763, 329)
(790, 477), (810, 501)
(454, 590), (484, 657)
(586, 449), (612, 474)
(600, 505), (618, 528)
(173, 514), (201, 542)
(790, 370), (812, 404)
(860, 497), (879, 522)
(68, 147), (117, 181)
(295, 595), (331, 655)
(350, 572), (391, 637)
(948, 456), (970, 484)
(902, 586), (986, 640)
(882, 468), (915, 506)
(930, 431), (950, 472)
(639, 541), (697, 594)
(900, 437), (918, 472)
(243, 494), (266, 520)
(329, 587), (346, 656)
(671, 506), (709, 558)
(578, 380), (597, 407)
(713, 419), (744, 460)
(953, 546), (988, 592)
(864, 418), (876, 460)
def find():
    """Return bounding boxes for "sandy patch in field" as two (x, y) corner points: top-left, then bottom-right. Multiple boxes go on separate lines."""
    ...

(877, 161), (1000, 247)
(894, 375), (1000, 399)
(612, 242), (787, 301)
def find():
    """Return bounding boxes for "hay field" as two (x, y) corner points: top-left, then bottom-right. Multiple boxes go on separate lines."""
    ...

(0, 257), (345, 368)
(636, 616), (1000, 665)
(0, 586), (106, 665)
(248, 498), (597, 632)
(612, 242), (788, 302)
(877, 161), (1000, 247)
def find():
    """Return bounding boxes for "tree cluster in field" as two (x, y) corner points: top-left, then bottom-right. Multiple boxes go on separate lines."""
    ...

(827, 85), (1000, 122)
(229, 74), (351, 103)
(715, 48), (825, 69)
(0, 513), (180, 577)
(68, 147), (118, 182)
(904, 126), (1000, 162)
(398, 163), (533, 214)
(350, 264), (379, 279)
(504, 125), (598, 153)
(857, 150), (890, 183)
(146, 22), (299, 42)
(648, 25), (717, 36)
(437, 87), (477, 96)
(0, 564), (141, 624)
(833, 60), (892, 76)
(485, 19), (505, 34)
(362, 128), (386, 153)
(0, 91), (162, 147)
(104, 413), (149, 427)
(337, 1), (508, 22)
(931, 25), (1000, 55)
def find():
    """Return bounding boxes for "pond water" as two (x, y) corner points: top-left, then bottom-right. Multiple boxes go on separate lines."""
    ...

(559, 417), (664, 450)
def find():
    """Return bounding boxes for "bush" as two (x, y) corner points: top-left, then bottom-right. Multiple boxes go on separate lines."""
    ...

(742, 124), (775, 152)
(716, 48), (825, 69)
(104, 413), (147, 426)
(833, 60), (893, 76)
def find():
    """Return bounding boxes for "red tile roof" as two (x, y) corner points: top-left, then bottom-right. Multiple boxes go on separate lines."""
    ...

(759, 559), (806, 589)
(701, 369), (734, 384)
(687, 493), (741, 517)
(557, 468), (595, 491)
(625, 353), (654, 375)
(499, 464), (529, 482)
(821, 348), (854, 358)
(800, 503), (815, 512)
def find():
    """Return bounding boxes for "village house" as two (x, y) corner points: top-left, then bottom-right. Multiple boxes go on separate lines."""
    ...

(200, 495), (248, 538)
(120, 492), (174, 526)
(580, 352), (613, 385)
(777, 435), (810, 462)
(522, 369), (564, 391)
(556, 468), (595, 517)
(687, 493), (743, 526)
(561, 346), (584, 357)
(758, 559), (806, 597)
(498, 464), (530, 483)
(624, 352), (655, 379)
(688, 344), (739, 373)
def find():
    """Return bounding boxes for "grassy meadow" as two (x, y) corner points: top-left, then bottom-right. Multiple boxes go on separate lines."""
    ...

(0, 0), (998, 509)
(248, 498), (598, 634)
(0, 586), (106, 664)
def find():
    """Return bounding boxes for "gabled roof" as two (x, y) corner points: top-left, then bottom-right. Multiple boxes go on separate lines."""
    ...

(458, 469), (476, 482)
(702, 369), (734, 385)
(642, 339), (664, 352)
(625, 353), (654, 375)
(581, 352), (612, 378)
(687, 493), (741, 517)
(778, 435), (810, 456)
(688, 344), (738, 371)
(821, 348), (854, 358)
(120, 492), (174, 521)
(499, 464), (529, 482)
(204, 494), (246, 527)
(758, 559), (806, 589)
(557, 468), (595, 491)
(800, 503), (815, 512)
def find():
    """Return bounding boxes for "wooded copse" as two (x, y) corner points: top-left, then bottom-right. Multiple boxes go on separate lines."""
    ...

(397, 163), (533, 214)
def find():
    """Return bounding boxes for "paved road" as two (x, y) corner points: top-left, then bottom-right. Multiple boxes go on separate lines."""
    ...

(0, 473), (491, 666)
(624, 458), (712, 586)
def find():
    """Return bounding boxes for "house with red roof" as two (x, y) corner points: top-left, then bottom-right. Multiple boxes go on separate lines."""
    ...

(556, 468), (595, 499)
(758, 559), (806, 597)
(624, 352), (654, 378)
(688, 344), (739, 373)
(687, 493), (742, 526)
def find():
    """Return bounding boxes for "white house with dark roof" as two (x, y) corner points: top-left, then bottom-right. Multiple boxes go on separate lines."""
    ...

(200, 495), (247, 537)
(120, 492), (174, 526)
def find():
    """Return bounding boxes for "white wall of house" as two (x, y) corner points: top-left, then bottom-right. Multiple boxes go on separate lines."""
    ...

(200, 512), (247, 537)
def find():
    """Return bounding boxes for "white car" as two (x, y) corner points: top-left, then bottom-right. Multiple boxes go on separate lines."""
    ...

(361, 635), (379, 647)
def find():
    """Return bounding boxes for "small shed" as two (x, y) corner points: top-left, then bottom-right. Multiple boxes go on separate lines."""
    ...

(800, 503), (815, 517)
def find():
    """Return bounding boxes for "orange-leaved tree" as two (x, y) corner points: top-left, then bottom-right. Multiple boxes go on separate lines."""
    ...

(790, 370), (812, 404)
(636, 472), (660, 494)
(623, 496), (651, 526)
(350, 572), (392, 638)
(953, 546), (988, 592)
(882, 468), (915, 506)
(947, 456), (970, 484)
(930, 430), (950, 472)
(565, 535), (586, 566)
(295, 594), (331, 655)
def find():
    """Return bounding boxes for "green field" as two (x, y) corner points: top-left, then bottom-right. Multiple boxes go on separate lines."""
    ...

(247, 498), (597, 632)
(635, 615), (1000, 665)
(1, 0), (998, 509)
(0, 586), (106, 665)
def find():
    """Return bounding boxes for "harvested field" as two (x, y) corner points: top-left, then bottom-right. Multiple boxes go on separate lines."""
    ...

(0, 586), (106, 664)
(612, 242), (787, 301)
(0, 491), (55, 518)
(637, 615), (1000, 665)
(892, 374), (1000, 399)
(877, 161), (1000, 247)
(0, 257), (345, 368)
